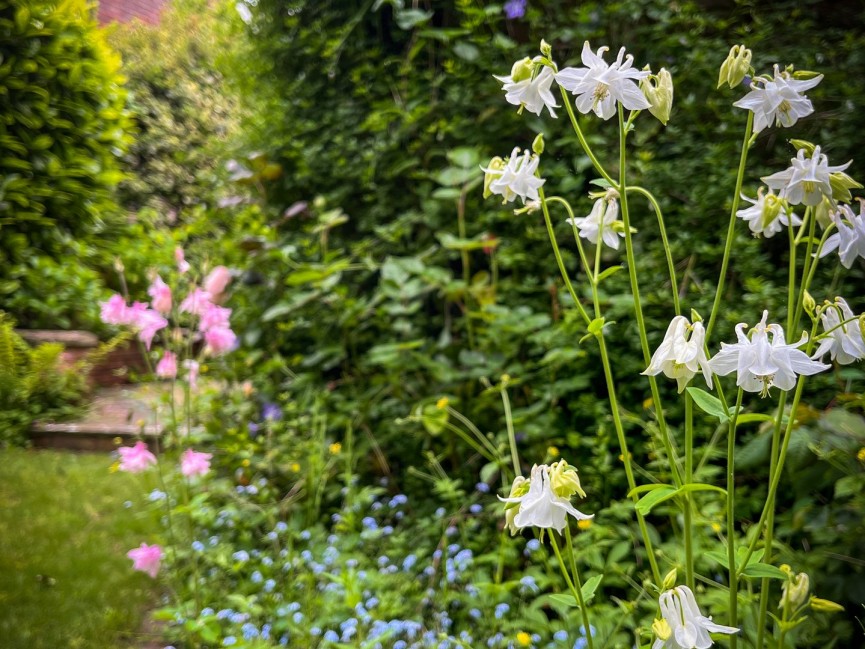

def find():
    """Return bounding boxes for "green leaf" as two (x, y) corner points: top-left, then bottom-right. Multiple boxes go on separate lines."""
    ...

(686, 387), (731, 422)
(635, 485), (677, 515)
(742, 563), (788, 580)
(445, 147), (480, 168)
(736, 413), (775, 424)
(395, 9), (434, 30)
(627, 483), (673, 498)
(548, 593), (578, 608)
(595, 266), (623, 283)
(581, 574), (602, 602)
(674, 483), (727, 497)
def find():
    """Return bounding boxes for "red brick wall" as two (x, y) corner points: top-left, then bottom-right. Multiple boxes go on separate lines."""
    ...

(98, 0), (168, 25)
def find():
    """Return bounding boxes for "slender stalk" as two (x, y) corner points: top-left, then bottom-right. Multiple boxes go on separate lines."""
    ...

(616, 105), (682, 488)
(626, 186), (680, 315)
(706, 112), (755, 343)
(726, 388), (744, 647)
(566, 527), (596, 649)
(683, 392), (695, 591)
(539, 188), (591, 325)
(550, 533), (595, 649)
(546, 195), (595, 283)
(500, 384), (521, 477)
(558, 86), (615, 186)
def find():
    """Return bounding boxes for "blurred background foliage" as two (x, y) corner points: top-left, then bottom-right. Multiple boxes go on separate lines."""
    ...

(1, 0), (864, 644)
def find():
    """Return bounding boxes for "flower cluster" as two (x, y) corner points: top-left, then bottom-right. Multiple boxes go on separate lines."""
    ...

(652, 586), (738, 649)
(733, 65), (822, 133)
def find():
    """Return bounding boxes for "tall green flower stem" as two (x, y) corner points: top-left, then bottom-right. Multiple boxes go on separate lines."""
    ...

(726, 388), (744, 648)
(617, 105), (683, 488)
(541, 190), (663, 586)
(500, 382), (521, 477)
(683, 391), (695, 591)
(558, 86), (616, 186)
(549, 532), (595, 649)
(705, 111), (755, 343)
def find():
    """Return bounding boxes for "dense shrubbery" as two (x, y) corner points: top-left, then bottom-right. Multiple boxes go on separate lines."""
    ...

(0, 0), (131, 329)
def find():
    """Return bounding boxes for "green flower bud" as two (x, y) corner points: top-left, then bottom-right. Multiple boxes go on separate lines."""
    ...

(532, 133), (545, 155)
(662, 568), (678, 591)
(809, 596), (844, 613)
(779, 565), (810, 609)
(690, 309), (704, 323)
(510, 57), (534, 83)
(761, 189), (785, 232)
(503, 475), (530, 535)
(483, 156), (505, 199)
(539, 39), (552, 59)
(829, 170), (863, 203)
(814, 195), (833, 230)
(641, 68), (673, 125)
(803, 291), (816, 316)
(789, 139), (816, 156)
(718, 44), (752, 89)
(793, 70), (822, 80)
(548, 460), (586, 499)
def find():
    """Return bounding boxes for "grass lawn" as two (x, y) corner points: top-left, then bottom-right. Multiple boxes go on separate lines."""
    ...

(0, 448), (160, 649)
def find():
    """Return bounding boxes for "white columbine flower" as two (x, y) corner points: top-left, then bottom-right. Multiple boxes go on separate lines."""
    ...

(736, 187), (801, 238)
(820, 202), (865, 269)
(653, 586), (738, 649)
(482, 147), (545, 205)
(762, 145), (852, 207)
(567, 193), (624, 249)
(709, 311), (829, 396)
(733, 65), (823, 133)
(499, 464), (592, 534)
(495, 57), (559, 117)
(555, 42), (651, 120)
(811, 297), (865, 365)
(642, 316), (713, 393)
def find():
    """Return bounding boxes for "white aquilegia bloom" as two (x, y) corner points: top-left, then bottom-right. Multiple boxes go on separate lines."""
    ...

(733, 65), (822, 133)
(482, 147), (545, 205)
(736, 187), (801, 238)
(555, 42), (650, 120)
(709, 311), (829, 396)
(567, 193), (624, 249)
(762, 145), (852, 207)
(820, 203), (865, 269)
(811, 298), (865, 365)
(653, 586), (738, 649)
(499, 463), (592, 535)
(495, 57), (559, 117)
(642, 315), (713, 393)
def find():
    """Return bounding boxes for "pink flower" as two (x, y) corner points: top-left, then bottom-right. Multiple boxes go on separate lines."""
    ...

(127, 543), (163, 578)
(183, 360), (200, 388)
(175, 247), (191, 274)
(204, 326), (237, 355)
(133, 309), (169, 350)
(118, 441), (157, 473)
(181, 448), (212, 477)
(100, 294), (128, 325)
(155, 351), (178, 379)
(147, 276), (172, 314)
(180, 288), (213, 316)
(204, 266), (231, 297)
(199, 304), (231, 332)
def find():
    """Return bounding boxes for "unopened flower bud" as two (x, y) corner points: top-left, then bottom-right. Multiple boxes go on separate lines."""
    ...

(483, 156), (506, 199)
(641, 68), (673, 125)
(690, 309), (704, 323)
(539, 39), (552, 59)
(761, 189), (785, 232)
(789, 139), (816, 156)
(718, 44), (752, 89)
(803, 291), (816, 315)
(532, 133), (545, 155)
(510, 57), (534, 83)
(548, 460), (586, 499)
(829, 170), (863, 203)
(779, 566), (810, 609)
(814, 195), (833, 230)
(793, 70), (822, 80)
(809, 596), (844, 613)
(503, 475), (530, 535)
(662, 568), (678, 590)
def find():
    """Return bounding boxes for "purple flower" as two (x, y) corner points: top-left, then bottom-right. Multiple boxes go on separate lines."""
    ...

(262, 402), (282, 421)
(503, 0), (526, 19)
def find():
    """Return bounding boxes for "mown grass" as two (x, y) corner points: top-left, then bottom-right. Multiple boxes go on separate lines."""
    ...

(0, 448), (159, 649)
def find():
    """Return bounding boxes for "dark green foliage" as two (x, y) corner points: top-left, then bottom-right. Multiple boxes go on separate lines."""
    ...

(0, 0), (131, 329)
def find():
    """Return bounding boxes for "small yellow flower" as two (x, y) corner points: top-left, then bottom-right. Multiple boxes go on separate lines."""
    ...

(711, 522), (722, 533)
(109, 461), (120, 473)
(241, 458), (251, 467)
(113, 436), (122, 446)
(329, 442), (342, 455)
(857, 447), (865, 463)
(516, 631), (531, 646)
(547, 445), (559, 458)
(290, 462), (301, 472)
(577, 519), (592, 531)
(436, 397), (449, 410)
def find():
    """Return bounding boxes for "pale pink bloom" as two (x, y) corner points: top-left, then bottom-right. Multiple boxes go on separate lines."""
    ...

(181, 448), (212, 477)
(180, 288), (213, 316)
(127, 543), (163, 578)
(199, 304), (232, 332)
(133, 309), (169, 350)
(147, 276), (172, 314)
(204, 266), (231, 297)
(100, 294), (128, 325)
(155, 351), (178, 379)
(125, 301), (149, 324)
(204, 326), (237, 355)
(175, 247), (191, 274)
(183, 359), (200, 388)
(118, 441), (157, 473)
